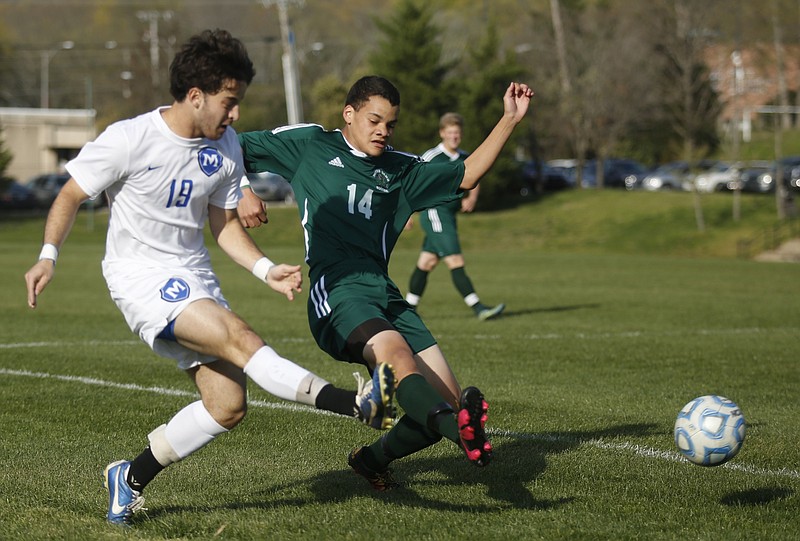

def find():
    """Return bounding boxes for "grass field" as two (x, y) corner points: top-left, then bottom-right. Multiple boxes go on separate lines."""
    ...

(1, 192), (798, 540)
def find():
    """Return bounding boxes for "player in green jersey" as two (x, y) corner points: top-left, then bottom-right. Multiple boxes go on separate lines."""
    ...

(406, 112), (505, 321)
(239, 76), (533, 490)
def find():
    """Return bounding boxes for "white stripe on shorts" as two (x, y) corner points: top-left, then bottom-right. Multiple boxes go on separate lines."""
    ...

(311, 275), (331, 319)
(427, 208), (443, 233)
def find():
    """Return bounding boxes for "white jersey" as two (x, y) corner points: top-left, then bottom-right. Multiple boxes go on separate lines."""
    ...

(66, 107), (243, 270)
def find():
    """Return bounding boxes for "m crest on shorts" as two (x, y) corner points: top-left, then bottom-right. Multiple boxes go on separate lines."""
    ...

(198, 147), (223, 176)
(372, 168), (391, 192)
(160, 277), (190, 302)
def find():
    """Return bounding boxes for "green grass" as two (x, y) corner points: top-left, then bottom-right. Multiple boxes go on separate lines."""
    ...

(1, 192), (798, 540)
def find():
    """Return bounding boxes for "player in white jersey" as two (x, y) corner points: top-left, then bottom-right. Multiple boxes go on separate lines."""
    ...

(23, 29), (393, 526)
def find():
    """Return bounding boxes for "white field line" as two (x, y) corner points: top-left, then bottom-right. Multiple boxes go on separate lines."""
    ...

(0, 327), (795, 350)
(1, 366), (798, 480)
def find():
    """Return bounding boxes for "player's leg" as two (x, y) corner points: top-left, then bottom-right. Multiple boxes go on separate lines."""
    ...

(406, 249), (438, 308)
(171, 298), (361, 418)
(442, 254), (505, 321)
(105, 359), (245, 525)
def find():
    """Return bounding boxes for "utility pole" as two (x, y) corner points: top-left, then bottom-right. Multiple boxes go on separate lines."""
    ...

(261, 0), (304, 124)
(137, 10), (173, 90)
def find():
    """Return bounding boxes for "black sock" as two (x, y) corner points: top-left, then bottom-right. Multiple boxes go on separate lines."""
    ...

(408, 267), (429, 302)
(127, 446), (164, 493)
(315, 384), (357, 417)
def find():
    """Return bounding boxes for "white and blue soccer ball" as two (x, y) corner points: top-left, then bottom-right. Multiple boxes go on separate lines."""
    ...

(674, 395), (746, 466)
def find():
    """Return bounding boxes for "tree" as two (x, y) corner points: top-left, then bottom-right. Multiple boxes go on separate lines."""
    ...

(368, 0), (453, 154)
(0, 123), (13, 187)
(649, 0), (724, 231)
(457, 21), (526, 203)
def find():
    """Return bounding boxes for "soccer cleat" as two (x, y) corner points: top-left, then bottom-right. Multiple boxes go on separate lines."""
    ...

(478, 303), (506, 321)
(457, 386), (493, 467)
(103, 460), (145, 525)
(354, 363), (396, 430)
(347, 447), (399, 491)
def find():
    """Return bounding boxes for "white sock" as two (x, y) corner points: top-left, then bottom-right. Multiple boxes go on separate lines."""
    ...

(164, 400), (228, 460)
(243, 345), (329, 406)
(405, 293), (420, 306)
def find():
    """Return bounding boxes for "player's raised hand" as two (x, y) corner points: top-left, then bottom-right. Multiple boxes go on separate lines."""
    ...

(503, 82), (534, 123)
(265, 263), (303, 300)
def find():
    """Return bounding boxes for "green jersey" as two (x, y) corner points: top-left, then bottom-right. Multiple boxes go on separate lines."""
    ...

(239, 125), (465, 283)
(240, 125), (466, 361)
(420, 143), (469, 215)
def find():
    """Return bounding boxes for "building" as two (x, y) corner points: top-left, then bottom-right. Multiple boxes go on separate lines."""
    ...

(705, 43), (800, 140)
(0, 107), (95, 183)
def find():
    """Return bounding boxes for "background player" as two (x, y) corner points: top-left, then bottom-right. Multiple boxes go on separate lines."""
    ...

(405, 112), (505, 320)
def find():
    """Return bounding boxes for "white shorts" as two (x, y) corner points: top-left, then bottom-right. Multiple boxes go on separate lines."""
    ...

(102, 261), (230, 370)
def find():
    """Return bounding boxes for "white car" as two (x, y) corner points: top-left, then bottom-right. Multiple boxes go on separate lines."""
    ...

(640, 162), (691, 191)
(693, 162), (742, 193)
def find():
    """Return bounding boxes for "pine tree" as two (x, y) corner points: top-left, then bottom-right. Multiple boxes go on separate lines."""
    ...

(458, 21), (526, 204)
(368, 0), (454, 154)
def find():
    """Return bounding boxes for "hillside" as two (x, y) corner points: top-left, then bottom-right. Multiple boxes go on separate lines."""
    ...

(2, 189), (795, 261)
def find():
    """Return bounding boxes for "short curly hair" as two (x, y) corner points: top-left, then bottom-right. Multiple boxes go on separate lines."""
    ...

(169, 29), (255, 101)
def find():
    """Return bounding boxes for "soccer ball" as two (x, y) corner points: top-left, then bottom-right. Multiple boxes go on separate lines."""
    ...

(674, 395), (746, 466)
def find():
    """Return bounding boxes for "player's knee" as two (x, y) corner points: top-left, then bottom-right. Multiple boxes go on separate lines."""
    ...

(210, 401), (247, 429)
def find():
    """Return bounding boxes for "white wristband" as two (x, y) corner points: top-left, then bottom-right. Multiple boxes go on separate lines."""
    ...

(38, 243), (59, 265)
(251, 256), (275, 283)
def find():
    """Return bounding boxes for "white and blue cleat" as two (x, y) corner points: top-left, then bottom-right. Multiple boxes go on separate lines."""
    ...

(103, 460), (145, 525)
(354, 363), (396, 430)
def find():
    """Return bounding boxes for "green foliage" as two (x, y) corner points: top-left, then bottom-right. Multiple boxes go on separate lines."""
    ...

(368, 0), (452, 154)
(307, 74), (349, 128)
(0, 123), (13, 185)
(457, 21), (527, 205)
(1, 204), (798, 539)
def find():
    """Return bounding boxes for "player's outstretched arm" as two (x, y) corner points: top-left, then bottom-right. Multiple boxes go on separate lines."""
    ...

(264, 263), (303, 301)
(209, 205), (302, 300)
(461, 82), (534, 190)
(24, 179), (88, 309)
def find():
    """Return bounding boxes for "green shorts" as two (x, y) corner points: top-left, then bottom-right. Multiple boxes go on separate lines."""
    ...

(419, 206), (462, 257)
(307, 268), (436, 364)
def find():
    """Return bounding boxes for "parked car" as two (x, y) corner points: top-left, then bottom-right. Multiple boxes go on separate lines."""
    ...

(0, 181), (38, 210)
(246, 171), (295, 203)
(693, 162), (745, 192)
(26, 172), (70, 207)
(579, 158), (650, 189)
(640, 161), (692, 191)
(754, 156), (800, 193)
(731, 161), (773, 193)
(25, 172), (108, 208)
(519, 160), (573, 194)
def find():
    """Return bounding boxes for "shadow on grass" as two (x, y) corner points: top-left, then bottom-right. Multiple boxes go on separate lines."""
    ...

(431, 303), (601, 322)
(720, 487), (795, 506)
(496, 303), (601, 320)
(140, 422), (655, 520)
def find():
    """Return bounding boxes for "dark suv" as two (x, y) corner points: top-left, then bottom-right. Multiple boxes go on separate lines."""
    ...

(27, 173), (70, 207)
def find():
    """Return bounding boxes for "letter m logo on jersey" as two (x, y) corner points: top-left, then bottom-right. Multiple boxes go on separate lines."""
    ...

(160, 277), (190, 302)
(198, 147), (223, 176)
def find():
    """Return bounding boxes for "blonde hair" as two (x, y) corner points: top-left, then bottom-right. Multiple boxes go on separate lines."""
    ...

(439, 112), (464, 130)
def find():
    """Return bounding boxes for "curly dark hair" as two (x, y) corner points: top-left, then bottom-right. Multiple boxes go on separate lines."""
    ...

(169, 29), (255, 101)
(345, 76), (400, 110)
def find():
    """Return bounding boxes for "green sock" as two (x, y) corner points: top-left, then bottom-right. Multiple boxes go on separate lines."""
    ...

(408, 267), (429, 298)
(450, 267), (483, 311)
(366, 415), (441, 469)
(395, 373), (459, 443)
